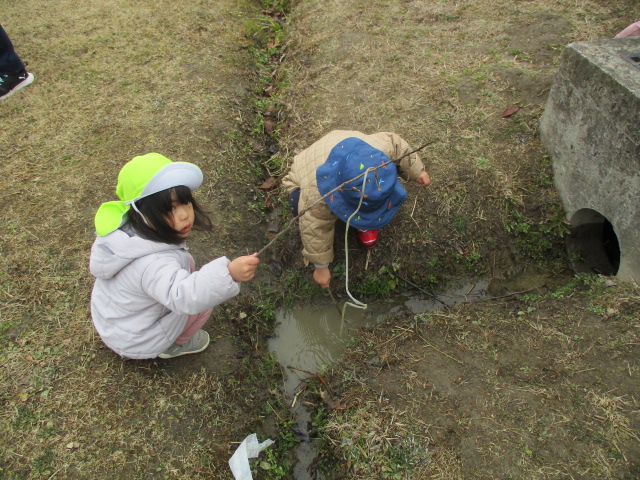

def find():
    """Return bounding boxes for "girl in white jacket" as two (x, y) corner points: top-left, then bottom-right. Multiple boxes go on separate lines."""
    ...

(90, 153), (259, 360)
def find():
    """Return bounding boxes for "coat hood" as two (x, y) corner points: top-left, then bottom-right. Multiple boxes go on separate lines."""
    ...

(89, 227), (183, 280)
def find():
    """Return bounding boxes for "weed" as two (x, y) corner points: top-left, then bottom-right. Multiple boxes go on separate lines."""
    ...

(510, 49), (532, 61)
(452, 249), (482, 271)
(264, 153), (288, 177)
(247, 200), (266, 215)
(450, 212), (468, 233)
(548, 274), (600, 299)
(505, 207), (568, 261)
(571, 252), (585, 264)
(33, 449), (55, 476)
(476, 156), (491, 169)
(10, 405), (39, 432)
(351, 269), (398, 298)
(279, 270), (318, 306)
(256, 414), (296, 480)
(522, 293), (541, 301)
(254, 297), (278, 324)
(517, 306), (536, 316)
(312, 406), (329, 433)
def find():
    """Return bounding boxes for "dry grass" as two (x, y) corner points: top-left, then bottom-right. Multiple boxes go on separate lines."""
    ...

(318, 278), (639, 478)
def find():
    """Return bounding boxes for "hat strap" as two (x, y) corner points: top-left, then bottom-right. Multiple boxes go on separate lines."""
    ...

(127, 199), (151, 228)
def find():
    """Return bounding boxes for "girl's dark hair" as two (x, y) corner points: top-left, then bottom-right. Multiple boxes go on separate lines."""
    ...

(127, 186), (212, 245)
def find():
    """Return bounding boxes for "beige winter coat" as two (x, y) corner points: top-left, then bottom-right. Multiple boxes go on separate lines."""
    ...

(281, 130), (426, 266)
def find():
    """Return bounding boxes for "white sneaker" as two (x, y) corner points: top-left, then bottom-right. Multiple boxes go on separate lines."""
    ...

(158, 330), (210, 359)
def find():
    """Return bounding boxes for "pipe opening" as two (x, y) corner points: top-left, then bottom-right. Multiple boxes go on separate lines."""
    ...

(566, 209), (620, 276)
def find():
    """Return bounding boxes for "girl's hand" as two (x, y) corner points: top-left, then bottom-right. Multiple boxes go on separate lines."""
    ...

(313, 266), (331, 289)
(228, 254), (260, 282)
(415, 171), (431, 187)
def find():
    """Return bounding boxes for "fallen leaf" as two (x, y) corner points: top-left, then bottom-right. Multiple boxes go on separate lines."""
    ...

(258, 177), (278, 191)
(501, 105), (520, 118)
(320, 390), (347, 410)
(264, 118), (276, 134)
(265, 197), (274, 211)
(66, 442), (80, 449)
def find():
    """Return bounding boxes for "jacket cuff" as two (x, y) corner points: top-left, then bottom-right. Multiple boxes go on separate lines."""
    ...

(303, 251), (334, 266)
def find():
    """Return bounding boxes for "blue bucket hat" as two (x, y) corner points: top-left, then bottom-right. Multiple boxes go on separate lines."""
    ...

(316, 137), (407, 230)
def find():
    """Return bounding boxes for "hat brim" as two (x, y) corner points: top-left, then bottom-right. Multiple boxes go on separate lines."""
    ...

(141, 162), (203, 198)
(324, 178), (407, 230)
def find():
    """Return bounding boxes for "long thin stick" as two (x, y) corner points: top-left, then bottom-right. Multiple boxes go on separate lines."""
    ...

(327, 288), (342, 316)
(419, 334), (464, 365)
(391, 271), (446, 305)
(255, 139), (437, 257)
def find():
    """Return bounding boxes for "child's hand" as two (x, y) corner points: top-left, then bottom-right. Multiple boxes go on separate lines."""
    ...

(313, 266), (331, 289)
(415, 171), (431, 187)
(228, 254), (260, 282)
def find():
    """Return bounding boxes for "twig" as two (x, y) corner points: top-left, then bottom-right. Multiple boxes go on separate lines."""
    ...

(419, 334), (465, 365)
(478, 288), (538, 301)
(378, 331), (409, 347)
(390, 271), (446, 305)
(410, 196), (421, 229)
(410, 196), (418, 217)
(287, 366), (334, 396)
(290, 388), (305, 409)
(327, 288), (342, 316)
(256, 139), (437, 257)
(47, 470), (61, 480)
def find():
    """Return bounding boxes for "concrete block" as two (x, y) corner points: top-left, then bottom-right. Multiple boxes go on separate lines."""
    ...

(539, 38), (640, 283)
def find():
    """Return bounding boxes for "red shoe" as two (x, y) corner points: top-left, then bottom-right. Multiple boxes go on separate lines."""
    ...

(356, 229), (378, 248)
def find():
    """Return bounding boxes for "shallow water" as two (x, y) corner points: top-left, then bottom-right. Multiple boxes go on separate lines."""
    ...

(268, 279), (488, 479)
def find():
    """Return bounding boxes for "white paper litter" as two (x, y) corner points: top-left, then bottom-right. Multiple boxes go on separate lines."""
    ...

(229, 433), (275, 480)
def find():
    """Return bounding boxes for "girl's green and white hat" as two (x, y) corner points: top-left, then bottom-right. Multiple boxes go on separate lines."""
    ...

(94, 153), (203, 236)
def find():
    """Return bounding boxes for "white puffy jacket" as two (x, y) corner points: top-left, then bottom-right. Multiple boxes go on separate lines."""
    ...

(89, 225), (239, 359)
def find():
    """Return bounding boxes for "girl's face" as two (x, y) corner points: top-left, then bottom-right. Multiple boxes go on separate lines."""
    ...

(167, 190), (195, 237)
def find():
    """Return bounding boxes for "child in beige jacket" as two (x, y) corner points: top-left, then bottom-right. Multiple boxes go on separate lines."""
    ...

(282, 130), (430, 288)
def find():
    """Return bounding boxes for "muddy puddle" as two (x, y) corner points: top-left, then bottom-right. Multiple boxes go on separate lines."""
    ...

(268, 279), (489, 479)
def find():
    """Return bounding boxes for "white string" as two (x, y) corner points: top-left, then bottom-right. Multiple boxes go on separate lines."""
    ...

(341, 167), (374, 316)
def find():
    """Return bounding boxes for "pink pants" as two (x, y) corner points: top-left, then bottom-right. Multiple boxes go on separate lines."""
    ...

(175, 255), (213, 345)
(615, 21), (640, 38)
